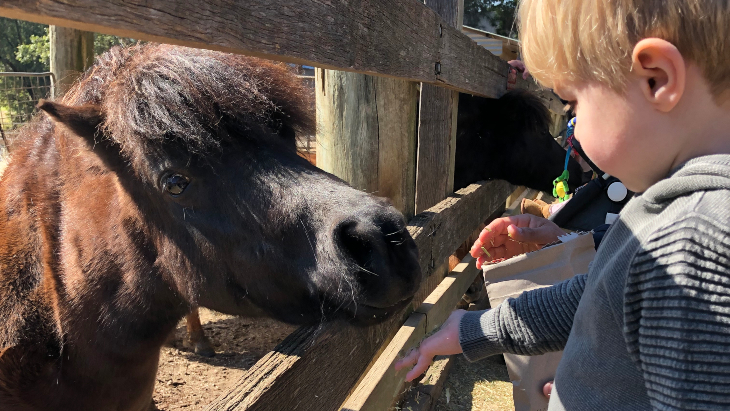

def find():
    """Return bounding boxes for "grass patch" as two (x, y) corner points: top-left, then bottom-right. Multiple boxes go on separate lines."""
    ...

(434, 354), (514, 411)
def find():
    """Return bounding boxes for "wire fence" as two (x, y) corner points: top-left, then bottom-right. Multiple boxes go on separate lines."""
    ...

(0, 72), (55, 157)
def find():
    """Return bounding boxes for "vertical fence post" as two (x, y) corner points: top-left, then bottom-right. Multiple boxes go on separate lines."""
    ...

(315, 70), (418, 220)
(414, 0), (464, 215)
(50, 26), (94, 95)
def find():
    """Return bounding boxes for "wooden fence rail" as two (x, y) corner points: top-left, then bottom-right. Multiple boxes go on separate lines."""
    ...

(0, 0), (509, 98)
(342, 254), (481, 411)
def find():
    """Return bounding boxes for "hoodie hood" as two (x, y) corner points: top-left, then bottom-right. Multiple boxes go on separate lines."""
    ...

(644, 155), (730, 204)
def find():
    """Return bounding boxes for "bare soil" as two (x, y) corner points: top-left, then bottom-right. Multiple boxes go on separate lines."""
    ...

(434, 354), (514, 411)
(151, 308), (514, 411)
(152, 308), (297, 411)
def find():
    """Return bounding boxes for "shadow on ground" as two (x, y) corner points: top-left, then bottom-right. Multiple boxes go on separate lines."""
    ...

(153, 309), (296, 410)
(164, 315), (292, 371)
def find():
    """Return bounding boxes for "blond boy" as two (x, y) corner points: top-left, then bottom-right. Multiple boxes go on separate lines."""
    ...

(395, 0), (730, 409)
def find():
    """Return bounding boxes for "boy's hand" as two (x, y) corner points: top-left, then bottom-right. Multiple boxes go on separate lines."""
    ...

(394, 310), (467, 382)
(470, 214), (565, 268)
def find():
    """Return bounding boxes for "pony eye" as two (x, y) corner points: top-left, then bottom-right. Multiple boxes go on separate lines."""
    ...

(164, 174), (190, 196)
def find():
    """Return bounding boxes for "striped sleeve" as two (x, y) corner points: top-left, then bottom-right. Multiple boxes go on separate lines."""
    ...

(459, 273), (586, 361)
(624, 214), (730, 410)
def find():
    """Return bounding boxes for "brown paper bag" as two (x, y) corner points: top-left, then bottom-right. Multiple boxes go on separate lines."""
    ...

(482, 232), (595, 411)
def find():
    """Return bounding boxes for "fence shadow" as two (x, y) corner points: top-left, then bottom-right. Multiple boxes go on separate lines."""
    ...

(164, 314), (297, 371)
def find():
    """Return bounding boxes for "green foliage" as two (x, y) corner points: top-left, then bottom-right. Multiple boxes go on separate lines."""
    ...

(0, 18), (136, 132)
(94, 34), (138, 56)
(0, 18), (50, 132)
(16, 31), (50, 68)
(1, 18), (139, 73)
(0, 17), (48, 73)
(463, 0), (518, 38)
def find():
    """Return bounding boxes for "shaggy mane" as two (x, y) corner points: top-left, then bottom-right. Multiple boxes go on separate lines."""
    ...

(57, 43), (313, 157)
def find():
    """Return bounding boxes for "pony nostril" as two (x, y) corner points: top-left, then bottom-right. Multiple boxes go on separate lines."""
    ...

(334, 214), (419, 310)
(337, 220), (377, 270)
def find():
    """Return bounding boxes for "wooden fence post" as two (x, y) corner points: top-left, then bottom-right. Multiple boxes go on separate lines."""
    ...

(414, 0), (464, 214)
(316, 69), (418, 220)
(49, 25), (94, 94)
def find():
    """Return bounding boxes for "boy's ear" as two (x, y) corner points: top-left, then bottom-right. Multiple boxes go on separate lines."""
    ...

(631, 39), (686, 112)
(37, 99), (104, 141)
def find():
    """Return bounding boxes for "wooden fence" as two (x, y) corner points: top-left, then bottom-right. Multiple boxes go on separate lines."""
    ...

(0, 1), (564, 409)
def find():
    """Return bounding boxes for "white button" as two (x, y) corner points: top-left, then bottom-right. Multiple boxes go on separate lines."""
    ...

(605, 213), (619, 224)
(607, 182), (628, 202)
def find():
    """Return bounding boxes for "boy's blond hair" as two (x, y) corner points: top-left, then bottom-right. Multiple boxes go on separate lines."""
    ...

(518, 0), (730, 101)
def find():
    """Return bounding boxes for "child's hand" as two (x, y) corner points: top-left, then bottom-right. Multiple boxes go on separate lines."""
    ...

(508, 60), (530, 79)
(394, 310), (467, 382)
(470, 214), (565, 268)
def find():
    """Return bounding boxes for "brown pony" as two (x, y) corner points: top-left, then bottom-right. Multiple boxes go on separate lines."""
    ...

(0, 44), (421, 411)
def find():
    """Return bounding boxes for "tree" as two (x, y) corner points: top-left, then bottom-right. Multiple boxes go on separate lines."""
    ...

(0, 18), (50, 136)
(0, 17), (136, 136)
(94, 34), (137, 56)
(13, 31), (138, 72)
(0, 17), (48, 73)
(463, 0), (518, 38)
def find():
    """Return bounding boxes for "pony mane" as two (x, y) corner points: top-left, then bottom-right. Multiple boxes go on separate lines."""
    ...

(57, 43), (313, 157)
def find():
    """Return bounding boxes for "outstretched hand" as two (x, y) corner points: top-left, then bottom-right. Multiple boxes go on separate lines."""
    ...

(470, 214), (565, 269)
(394, 310), (467, 382)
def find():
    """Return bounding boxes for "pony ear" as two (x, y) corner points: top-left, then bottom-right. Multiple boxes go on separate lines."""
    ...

(37, 100), (127, 170)
(37, 99), (104, 141)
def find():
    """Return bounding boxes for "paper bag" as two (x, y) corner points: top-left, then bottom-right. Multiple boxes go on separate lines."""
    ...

(482, 232), (595, 411)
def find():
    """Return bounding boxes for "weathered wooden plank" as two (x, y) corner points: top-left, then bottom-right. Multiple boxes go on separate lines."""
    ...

(399, 355), (455, 411)
(344, 260), (451, 405)
(315, 69), (380, 194)
(505, 186), (528, 210)
(206, 265), (444, 411)
(206, 180), (512, 411)
(415, 84), (459, 214)
(315, 69), (418, 219)
(512, 76), (566, 115)
(414, 0), (462, 213)
(503, 187), (540, 217)
(398, 293), (490, 411)
(0, 0), (507, 98)
(411, 180), (515, 279)
(375, 76), (419, 220)
(340, 256), (480, 411)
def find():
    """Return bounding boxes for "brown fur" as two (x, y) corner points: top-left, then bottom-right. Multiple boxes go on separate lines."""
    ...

(0, 44), (421, 410)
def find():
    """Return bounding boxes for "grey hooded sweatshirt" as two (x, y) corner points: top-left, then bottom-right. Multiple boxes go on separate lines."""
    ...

(459, 155), (730, 410)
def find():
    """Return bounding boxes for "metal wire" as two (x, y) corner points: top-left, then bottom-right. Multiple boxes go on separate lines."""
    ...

(0, 72), (55, 155)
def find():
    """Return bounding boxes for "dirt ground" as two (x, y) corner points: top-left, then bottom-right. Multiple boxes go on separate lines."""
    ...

(434, 354), (514, 411)
(152, 308), (297, 411)
(152, 308), (513, 411)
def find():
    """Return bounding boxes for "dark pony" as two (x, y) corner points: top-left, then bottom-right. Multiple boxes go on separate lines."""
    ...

(0, 44), (420, 411)
(455, 89), (585, 192)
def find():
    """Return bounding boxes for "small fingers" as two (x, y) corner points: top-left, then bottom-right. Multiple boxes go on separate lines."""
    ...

(394, 348), (420, 372)
(543, 382), (553, 397)
(508, 224), (560, 245)
(404, 353), (434, 382)
(476, 254), (486, 269)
